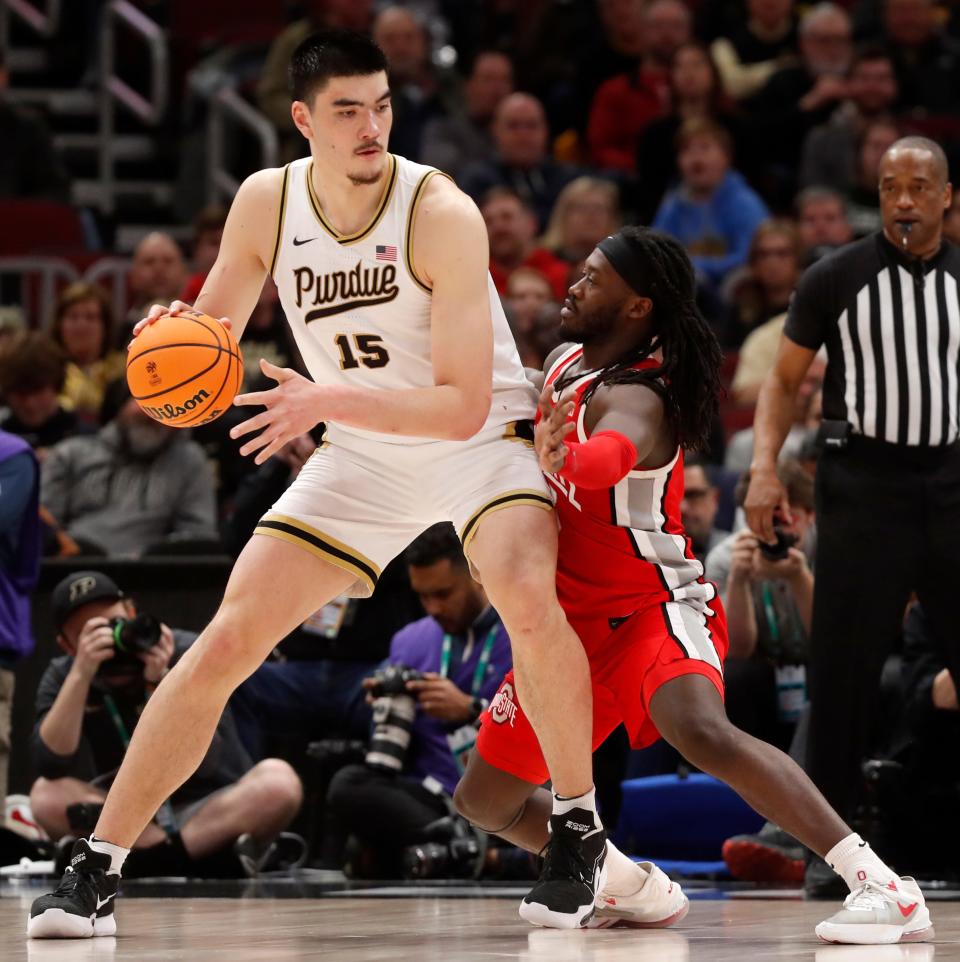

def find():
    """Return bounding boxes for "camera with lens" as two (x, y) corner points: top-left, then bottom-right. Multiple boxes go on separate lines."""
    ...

(364, 664), (426, 774)
(402, 814), (486, 880)
(100, 614), (162, 676)
(758, 523), (798, 562)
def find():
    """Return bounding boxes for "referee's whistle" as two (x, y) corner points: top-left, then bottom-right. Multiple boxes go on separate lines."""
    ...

(898, 221), (913, 247)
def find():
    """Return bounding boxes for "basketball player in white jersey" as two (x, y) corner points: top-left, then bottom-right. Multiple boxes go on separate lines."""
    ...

(28, 30), (622, 938)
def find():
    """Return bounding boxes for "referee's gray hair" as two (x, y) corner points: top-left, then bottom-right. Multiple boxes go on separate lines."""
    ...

(885, 136), (950, 185)
(798, 2), (850, 36)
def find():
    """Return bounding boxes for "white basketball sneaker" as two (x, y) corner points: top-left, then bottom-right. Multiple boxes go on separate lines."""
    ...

(588, 861), (689, 929)
(815, 877), (934, 945)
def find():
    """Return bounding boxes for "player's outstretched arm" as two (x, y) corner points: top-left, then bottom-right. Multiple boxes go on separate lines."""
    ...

(536, 381), (668, 488)
(132, 168), (281, 342)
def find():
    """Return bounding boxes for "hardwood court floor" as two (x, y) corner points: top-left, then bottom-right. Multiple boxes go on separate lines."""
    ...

(4, 895), (960, 962)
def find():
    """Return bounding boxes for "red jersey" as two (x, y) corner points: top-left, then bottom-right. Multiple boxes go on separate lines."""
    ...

(540, 345), (716, 626)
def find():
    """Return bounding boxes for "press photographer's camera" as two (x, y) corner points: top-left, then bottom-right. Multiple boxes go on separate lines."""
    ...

(758, 523), (798, 562)
(364, 664), (426, 774)
(403, 815), (486, 880)
(101, 614), (162, 675)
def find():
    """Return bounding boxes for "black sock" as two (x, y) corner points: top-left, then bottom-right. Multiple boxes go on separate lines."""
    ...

(123, 831), (191, 879)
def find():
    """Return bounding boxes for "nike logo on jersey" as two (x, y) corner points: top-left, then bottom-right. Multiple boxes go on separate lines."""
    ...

(292, 236), (317, 246)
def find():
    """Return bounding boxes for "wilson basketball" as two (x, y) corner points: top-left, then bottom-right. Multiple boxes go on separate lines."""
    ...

(125, 310), (243, 428)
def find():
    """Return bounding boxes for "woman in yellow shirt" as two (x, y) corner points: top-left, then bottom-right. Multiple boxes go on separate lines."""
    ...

(51, 283), (126, 425)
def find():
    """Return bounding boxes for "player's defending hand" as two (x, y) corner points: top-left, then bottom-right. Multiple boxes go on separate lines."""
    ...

(231, 359), (322, 465)
(534, 383), (576, 475)
(129, 301), (232, 342)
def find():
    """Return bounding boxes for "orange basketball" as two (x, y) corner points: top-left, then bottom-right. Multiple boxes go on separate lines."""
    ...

(126, 310), (243, 428)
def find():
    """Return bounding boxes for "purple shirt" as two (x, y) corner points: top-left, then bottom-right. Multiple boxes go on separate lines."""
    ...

(389, 608), (512, 795)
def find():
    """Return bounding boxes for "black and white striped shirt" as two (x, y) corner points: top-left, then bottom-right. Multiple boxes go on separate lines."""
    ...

(785, 232), (960, 447)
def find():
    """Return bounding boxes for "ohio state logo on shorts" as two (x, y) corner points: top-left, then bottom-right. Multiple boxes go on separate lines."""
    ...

(490, 681), (518, 727)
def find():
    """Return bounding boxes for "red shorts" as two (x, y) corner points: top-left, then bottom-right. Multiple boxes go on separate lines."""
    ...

(476, 599), (728, 786)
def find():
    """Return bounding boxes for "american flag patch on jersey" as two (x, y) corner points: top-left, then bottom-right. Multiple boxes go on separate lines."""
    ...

(376, 245), (397, 261)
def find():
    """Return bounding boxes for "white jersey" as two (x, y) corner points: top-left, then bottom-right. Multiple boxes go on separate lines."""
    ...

(271, 153), (536, 445)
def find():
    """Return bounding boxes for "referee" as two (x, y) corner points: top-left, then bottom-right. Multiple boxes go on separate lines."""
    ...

(745, 136), (960, 894)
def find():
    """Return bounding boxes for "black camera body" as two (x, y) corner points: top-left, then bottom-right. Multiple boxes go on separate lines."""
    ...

(100, 614), (161, 675)
(367, 664), (426, 698)
(758, 524), (798, 562)
(403, 815), (485, 880)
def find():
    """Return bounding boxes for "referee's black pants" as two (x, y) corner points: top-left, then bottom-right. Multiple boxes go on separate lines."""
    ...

(807, 435), (960, 826)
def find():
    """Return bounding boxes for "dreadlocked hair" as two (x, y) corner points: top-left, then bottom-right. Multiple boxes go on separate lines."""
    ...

(557, 226), (723, 451)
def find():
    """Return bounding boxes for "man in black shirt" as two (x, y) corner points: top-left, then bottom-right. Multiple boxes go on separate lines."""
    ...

(29, 571), (303, 877)
(746, 135), (959, 897)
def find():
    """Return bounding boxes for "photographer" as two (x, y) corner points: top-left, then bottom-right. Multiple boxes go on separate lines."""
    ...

(29, 571), (302, 877)
(326, 525), (512, 878)
(706, 459), (816, 749)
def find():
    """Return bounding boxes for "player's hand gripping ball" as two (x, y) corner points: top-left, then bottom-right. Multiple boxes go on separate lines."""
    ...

(126, 310), (243, 428)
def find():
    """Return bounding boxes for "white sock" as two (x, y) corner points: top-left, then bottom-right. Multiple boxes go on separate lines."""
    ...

(601, 841), (649, 896)
(825, 833), (897, 892)
(89, 836), (130, 876)
(552, 786), (601, 827)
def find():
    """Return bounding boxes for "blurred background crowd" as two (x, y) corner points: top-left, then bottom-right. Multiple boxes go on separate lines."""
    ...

(2, 0), (960, 888)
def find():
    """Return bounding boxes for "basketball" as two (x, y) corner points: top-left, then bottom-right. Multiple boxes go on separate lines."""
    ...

(125, 310), (243, 428)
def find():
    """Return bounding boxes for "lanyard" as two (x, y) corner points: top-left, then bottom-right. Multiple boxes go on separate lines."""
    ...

(102, 693), (178, 834)
(760, 583), (781, 644)
(439, 626), (498, 698)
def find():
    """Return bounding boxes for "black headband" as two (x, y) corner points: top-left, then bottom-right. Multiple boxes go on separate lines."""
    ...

(598, 233), (646, 295)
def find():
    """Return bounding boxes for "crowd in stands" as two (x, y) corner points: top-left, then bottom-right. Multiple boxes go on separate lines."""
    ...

(2, 0), (960, 883)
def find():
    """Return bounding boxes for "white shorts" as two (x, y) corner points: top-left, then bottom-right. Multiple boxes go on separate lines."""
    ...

(254, 421), (553, 596)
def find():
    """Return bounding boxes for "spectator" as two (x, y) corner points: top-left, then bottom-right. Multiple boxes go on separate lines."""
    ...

(326, 525), (512, 878)
(421, 50), (514, 181)
(460, 93), (579, 230)
(681, 454), (730, 563)
(882, 0), (960, 114)
(795, 186), (854, 263)
(50, 283), (125, 425)
(182, 205), (228, 304)
(944, 189), (960, 246)
(238, 279), (303, 392)
(587, 0), (693, 171)
(372, 6), (461, 162)
(748, 3), (854, 202)
(0, 307), (24, 357)
(636, 42), (745, 223)
(123, 232), (188, 340)
(844, 117), (902, 237)
(706, 460), (816, 748)
(653, 118), (770, 293)
(723, 220), (804, 349)
(504, 268), (562, 369)
(0, 427), (40, 803)
(711, 0), (799, 101)
(256, 0), (376, 164)
(0, 50), (70, 202)
(29, 570), (302, 877)
(540, 177), (621, 268)
(40, 380), (218, 557)
(799, 46), (900, 193)
(480, 188), (571, 302)
(881, 603), (960, 874)
(0, 333), (89, 459)
(731, 312), (789, 405)
(726, 353), (826, 473)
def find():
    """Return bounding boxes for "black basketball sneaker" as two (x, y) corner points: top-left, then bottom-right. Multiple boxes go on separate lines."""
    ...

(28, 839), (119, 939)
(519, 808), (608, 928)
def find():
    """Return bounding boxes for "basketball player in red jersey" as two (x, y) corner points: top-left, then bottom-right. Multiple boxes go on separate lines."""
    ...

(454, 227), (933, 945)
